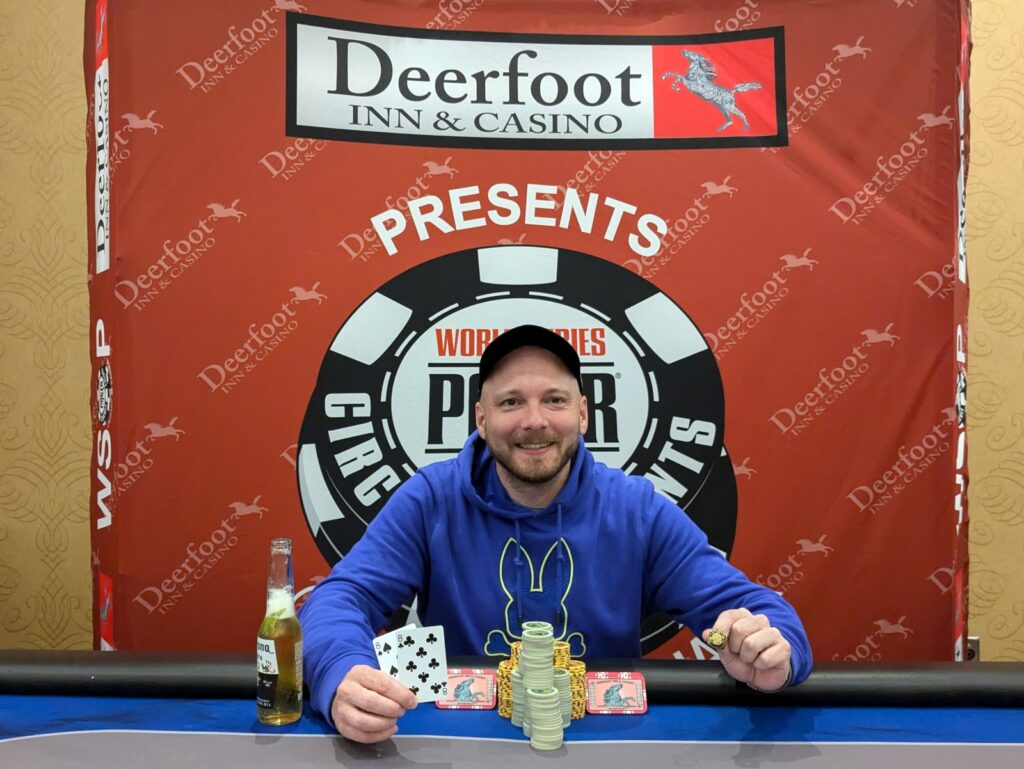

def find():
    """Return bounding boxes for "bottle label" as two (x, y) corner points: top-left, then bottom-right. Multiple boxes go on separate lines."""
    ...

(257, 637), (278, 709)
(258, 637), (279, 674)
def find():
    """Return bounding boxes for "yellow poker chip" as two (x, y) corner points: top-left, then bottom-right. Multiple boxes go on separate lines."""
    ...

(707, 628), (729, 650)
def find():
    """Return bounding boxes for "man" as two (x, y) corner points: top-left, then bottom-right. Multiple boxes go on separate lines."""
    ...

(301, 325), (812, 743)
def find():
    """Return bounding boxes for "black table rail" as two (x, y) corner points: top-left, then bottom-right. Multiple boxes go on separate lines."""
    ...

(2, 651), (1022, 707)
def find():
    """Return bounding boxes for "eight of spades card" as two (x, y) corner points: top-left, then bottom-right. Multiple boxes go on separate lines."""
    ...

(374, 626), (413, 679)
(372, 623), (413, 680)
(372, 634), (401, 679)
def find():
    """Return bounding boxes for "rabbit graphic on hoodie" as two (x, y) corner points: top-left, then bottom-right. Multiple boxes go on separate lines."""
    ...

(300, 432), (812, 721)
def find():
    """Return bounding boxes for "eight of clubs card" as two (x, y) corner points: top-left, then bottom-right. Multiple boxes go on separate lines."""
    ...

(395, 626), (448, 702)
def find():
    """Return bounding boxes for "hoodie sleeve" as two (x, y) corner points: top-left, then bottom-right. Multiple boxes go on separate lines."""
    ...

(642, 484), (813, 686)
(298, 472), (434, 722)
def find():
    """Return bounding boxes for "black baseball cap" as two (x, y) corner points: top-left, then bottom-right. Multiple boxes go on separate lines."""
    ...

(478, 325), (583, 392)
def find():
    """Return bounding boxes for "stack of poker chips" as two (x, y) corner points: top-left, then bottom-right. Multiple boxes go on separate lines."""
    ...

(525, 686), (562, 750)
(568, 659), (587, 720)
(497, 659), (513, 718)
(520, 625), (555, 689)
(554, 668), (572, 727)
(520, 623), (560, 750)
(510, 668), (525, 727)
(494, 622), (587, 750)
(553, 639), (570, 668)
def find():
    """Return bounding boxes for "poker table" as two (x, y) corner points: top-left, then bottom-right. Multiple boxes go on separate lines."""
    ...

(3, 652), (1023, 768)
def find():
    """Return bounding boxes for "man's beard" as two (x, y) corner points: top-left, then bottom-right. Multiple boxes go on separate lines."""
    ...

(488, 433), (579, 487)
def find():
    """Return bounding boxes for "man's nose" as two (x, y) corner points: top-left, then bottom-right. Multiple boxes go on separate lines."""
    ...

(520, 401), (548, 429)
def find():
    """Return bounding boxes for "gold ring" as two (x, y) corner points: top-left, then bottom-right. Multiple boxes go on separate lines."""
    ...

(707, 628), (728, 650)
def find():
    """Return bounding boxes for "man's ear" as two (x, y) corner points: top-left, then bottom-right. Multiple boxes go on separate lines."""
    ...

(578, 394), (588, 436)
(475, 400), (486, 439)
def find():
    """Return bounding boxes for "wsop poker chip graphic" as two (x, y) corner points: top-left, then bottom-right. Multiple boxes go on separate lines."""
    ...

(297, 245), (737, 653)
(95, 361), (113, 425)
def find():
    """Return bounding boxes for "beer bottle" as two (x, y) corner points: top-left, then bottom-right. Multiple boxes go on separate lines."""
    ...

(257, 538), (303, 725)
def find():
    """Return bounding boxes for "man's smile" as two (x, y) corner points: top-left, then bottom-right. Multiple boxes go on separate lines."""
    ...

(517, 441), (554, 450)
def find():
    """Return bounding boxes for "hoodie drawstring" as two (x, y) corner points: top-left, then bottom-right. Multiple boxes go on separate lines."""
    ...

(513, 518), (524, 628)
(555, 503), (565, 626)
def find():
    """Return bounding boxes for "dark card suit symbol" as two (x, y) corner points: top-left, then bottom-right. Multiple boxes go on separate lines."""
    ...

(389, 666), (399, 676)
(426, 633), (437, 644)
(431, 683), (444, 694)
(416, 646), (427, 658)
(406, 661), (417, 671)
(419, 672), (429, 682)
(428, 658), (440, 669)
(382, 642), (392, 653)
(410, 686), (419, 695)
(403, 636), (415, 647)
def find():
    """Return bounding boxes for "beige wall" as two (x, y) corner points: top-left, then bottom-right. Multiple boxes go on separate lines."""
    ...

(0, 1), (92, 649)
(964, 0), (1024, 661)
(0, 2), (1021, 658)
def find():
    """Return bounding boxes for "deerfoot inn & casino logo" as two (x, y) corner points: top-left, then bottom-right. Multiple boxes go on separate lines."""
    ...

(297, 246), (738, 653)
(286, 16), (785, 149)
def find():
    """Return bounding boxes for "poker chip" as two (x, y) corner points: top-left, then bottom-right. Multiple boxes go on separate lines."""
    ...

(522, 622), (552, 631)
(297, 247), (733, 646)
(584, 671), (649, 715)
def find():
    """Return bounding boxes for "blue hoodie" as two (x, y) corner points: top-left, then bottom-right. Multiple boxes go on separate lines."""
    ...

(301, 433), (812, 720)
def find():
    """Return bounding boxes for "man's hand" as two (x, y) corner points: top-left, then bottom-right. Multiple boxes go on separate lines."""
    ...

(331, 664), (418, 743)
(703, 608), (792, 692)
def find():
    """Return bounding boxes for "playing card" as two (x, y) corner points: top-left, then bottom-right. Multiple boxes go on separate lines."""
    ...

(585, 671), (648, 715)
(373, 624), (413, 679)
(395, 625), (448, 703)
(435, 668), (497, 710)
(372, 633), (399, 678)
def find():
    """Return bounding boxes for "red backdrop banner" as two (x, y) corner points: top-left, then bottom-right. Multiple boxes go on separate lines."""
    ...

(85, 0), (970, 664)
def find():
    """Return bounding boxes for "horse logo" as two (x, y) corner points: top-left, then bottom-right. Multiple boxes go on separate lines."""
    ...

(602, 683), (636, 707)
(453, 678), (485, 702)
(662, 50), (763, 132)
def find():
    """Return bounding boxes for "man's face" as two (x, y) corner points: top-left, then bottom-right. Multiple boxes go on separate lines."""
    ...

(475, 346), (588, 491)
